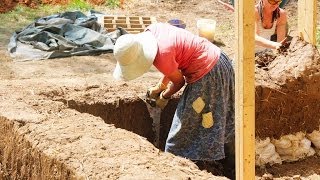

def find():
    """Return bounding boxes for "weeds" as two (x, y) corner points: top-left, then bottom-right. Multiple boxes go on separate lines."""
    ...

(68, 0), (93, 11)
(106, 0), (120, 8)
(0, 5), (66, 46)
(0, 0), (120, 46)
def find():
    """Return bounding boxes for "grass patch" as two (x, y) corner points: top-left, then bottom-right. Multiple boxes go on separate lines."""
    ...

(1, 5), (65, 29)
(106, 0), (120, 8)
(0, 5), (66, 46)
(0, 0), (121, 47)
(68, 0), (93, 11)
(0, 0), (99, 47)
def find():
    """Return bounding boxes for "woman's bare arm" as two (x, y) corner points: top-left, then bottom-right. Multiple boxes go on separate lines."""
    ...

(276, 8), (288, 42)
(161, 70), (185, 99)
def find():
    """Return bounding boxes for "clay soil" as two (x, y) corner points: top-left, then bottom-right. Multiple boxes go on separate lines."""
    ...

(1, 0), (320, 179)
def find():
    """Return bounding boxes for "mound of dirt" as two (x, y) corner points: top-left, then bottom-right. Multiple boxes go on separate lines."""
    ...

(255, 37), (320, 139)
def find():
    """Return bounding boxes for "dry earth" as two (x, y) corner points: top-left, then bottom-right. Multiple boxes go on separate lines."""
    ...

(0, 0), (320, 179)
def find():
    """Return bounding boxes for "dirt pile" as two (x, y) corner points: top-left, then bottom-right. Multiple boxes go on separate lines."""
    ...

(255, 37), (320, 139)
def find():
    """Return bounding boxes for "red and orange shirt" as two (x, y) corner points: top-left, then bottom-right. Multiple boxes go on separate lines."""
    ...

(147, 23), (220, 83)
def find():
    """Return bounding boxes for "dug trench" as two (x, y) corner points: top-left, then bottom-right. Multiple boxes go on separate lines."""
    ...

(0, 80), (225, 179)
(51, 88), (236, 178)
(61, 96), (179, 151)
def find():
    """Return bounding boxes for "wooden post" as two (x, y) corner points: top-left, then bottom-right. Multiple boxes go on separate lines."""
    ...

(235, 0), (255, 179)
(298, 0), (317, 45)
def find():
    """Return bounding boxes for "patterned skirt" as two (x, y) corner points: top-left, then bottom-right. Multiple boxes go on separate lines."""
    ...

(165, 52), (235, 161)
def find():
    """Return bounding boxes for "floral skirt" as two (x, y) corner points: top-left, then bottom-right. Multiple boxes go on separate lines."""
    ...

(165, 52), (235, 161)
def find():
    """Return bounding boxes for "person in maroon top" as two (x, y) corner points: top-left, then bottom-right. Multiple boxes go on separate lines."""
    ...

(113, 23), (235, 177)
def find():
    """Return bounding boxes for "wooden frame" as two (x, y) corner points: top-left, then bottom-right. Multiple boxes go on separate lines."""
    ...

(235, 0), (317, 179)
(235, 0), (255, 179)
(298, 0), (317, 45)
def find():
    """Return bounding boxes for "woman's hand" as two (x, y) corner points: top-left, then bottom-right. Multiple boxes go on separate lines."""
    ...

(273, 41), (283, 50)
(147, 82), (167, 99)
(155, 91), (170, 109)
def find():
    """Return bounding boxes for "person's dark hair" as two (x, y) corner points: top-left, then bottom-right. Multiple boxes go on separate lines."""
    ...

(258, 0), (280, 23)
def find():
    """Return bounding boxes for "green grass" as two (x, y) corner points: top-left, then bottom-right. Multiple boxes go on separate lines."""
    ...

(0, 1), (96, 47)
(1, 5), (65, 29)
(106, 0), (120, 8)
(0, 0), (121, 47)
(68, 0), (93, 11)
(0, 5), (64, 46)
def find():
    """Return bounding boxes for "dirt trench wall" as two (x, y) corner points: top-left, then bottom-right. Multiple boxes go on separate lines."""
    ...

(0, 117), (75, 179)
(63, 96), (180, 151)
(0, 83), (222, 179)
(65, 98), (155, 143)
(255, 37), (320, 139)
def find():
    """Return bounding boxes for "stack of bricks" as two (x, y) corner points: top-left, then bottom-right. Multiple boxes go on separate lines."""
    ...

(103, 16), (157, 34)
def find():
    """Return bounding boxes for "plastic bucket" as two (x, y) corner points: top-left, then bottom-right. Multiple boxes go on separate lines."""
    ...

(197, 19), (216, 42)
(167, 19), (186, 29)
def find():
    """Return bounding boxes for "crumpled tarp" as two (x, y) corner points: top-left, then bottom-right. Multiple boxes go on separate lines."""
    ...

(8, 10), (127, 61)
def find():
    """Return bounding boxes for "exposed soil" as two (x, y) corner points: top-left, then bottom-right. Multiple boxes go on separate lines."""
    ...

(255, 37), (320, 139)
(1, 0), (320, 179)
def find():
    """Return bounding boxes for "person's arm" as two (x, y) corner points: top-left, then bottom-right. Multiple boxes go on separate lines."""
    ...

(157, 76), (170, 89)
(161, 69), (185, 99)
(276, 9), (287, 42)
(147, 76), (171, 99)
(154, 69), (185, 109)
(254, 9), (282, 49)
(255, 34), (282, 49)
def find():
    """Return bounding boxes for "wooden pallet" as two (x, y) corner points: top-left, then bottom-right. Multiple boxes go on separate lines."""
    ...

(102, 16), (157, 34)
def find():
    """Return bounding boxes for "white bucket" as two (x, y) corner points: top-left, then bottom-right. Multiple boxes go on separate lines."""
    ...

(197, 19), (216, 42)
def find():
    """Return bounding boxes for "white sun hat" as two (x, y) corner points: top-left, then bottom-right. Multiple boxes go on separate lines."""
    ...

(113, 31), (158, 81)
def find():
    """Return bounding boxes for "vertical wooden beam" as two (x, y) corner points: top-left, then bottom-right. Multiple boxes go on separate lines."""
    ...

(235, 0), (255, 179)
(298, 0), (317, 45)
